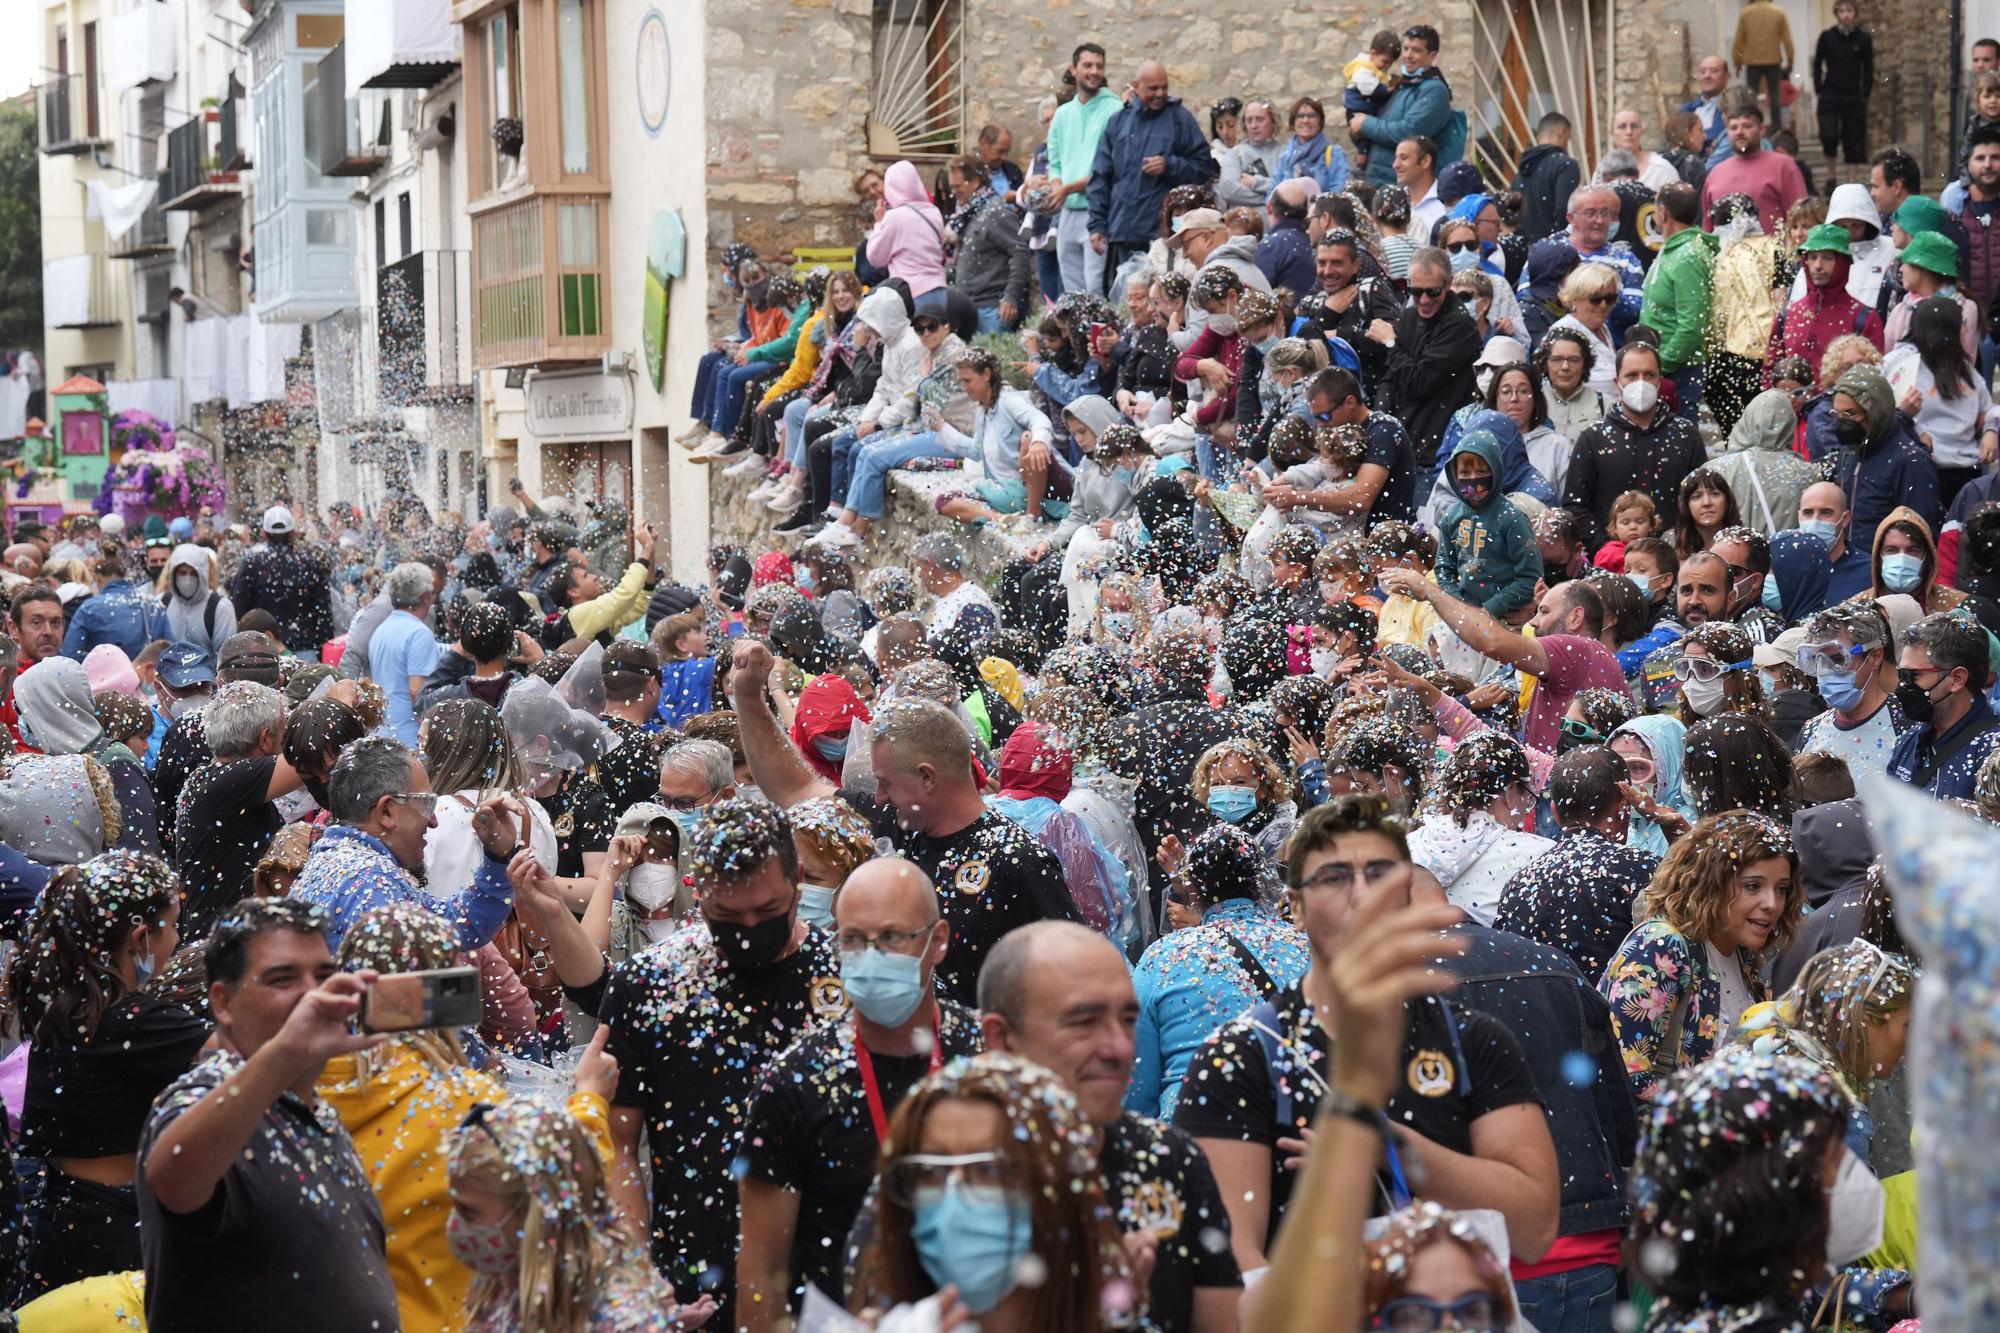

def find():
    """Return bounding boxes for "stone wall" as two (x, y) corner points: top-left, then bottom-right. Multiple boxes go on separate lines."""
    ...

(1864, 0), (1959, 184)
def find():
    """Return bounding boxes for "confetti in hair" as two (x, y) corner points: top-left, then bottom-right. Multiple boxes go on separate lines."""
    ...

(686, 795), (795, 887)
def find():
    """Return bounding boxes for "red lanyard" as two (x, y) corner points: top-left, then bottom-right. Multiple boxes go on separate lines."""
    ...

(854, 1008), (943, 1142)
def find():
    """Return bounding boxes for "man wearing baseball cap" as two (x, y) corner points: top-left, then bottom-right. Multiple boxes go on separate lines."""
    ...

(225, 505), (333, 663)
(1165, 208), (1272, 349)
(144, 642), (216, 774)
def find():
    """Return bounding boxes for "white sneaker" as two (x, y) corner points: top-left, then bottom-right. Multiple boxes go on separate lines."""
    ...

(675, 422), (709, 444)
(723, 453), (765, 479)
(747, 474), (780, 502)
(810, 523), (863, 550)
(765, 476), (805, 512)
(688, 436), (732, 463)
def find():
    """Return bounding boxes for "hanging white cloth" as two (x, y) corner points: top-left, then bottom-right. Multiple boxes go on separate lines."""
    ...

(0, 377), (28, 440)
(42, 256), (94, 328)
(85, 179), (159, 242)
(106, 379), (183, 427)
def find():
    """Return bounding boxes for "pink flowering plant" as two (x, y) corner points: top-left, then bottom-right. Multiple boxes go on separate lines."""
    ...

(93, 412), (228, 521)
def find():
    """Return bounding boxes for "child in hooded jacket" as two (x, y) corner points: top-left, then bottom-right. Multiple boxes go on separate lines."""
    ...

(1434, 428), (1542, 616)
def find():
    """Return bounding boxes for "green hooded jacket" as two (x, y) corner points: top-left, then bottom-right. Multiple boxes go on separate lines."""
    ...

(1435, 429), (1542, 616)
(1641, 227), (1718, 374)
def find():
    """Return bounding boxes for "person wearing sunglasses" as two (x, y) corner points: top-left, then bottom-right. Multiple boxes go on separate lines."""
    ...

(1886, 610), (2000, 800)
(1379, 248), (1481, 497)
(1359, 1202), (1517, 1332)
(1177, 795), (1559, 1280)
(1549, 262), (1622, 397)
(288, 736), (527, 954)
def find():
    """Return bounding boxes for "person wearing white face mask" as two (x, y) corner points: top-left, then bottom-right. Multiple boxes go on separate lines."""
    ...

(159, 541), (235, 667)
(1560, 342), (1709, 552)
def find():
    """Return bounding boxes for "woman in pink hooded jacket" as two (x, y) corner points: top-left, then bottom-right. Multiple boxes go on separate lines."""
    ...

(866, 160), (949, 309)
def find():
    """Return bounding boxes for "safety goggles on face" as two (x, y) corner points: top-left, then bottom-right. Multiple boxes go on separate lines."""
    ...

(1560, 718), (1604, 746)
(1369, 1292), (1507, 1332)
(883, 1152), (1016, 1208)
(1795, 639), (1870, 676)
(1672, 655), (1753, 684)
(1617, 753), (1656, 785)
(390, 791), (440, 818)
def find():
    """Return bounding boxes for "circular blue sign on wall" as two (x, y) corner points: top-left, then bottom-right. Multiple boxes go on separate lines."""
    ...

(636, 9), (670, 138)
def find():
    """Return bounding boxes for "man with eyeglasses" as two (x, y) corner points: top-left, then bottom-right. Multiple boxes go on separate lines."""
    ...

(1793, 602), (1910, 776)
(1175, 795), (1557, 1280)
(983, 919), (1244, 1332)
(736, 858), (981, 1330)
(287, 735), (525, 952)
(1523, 186), (1643, 338)
(1380, 247), (1481, 486)
(1886, 611), (2000, 799)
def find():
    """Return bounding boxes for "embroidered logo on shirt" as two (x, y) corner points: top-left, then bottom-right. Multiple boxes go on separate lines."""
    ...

(952, 860), (992, 896)
(1407, 1049), (1454, 1098)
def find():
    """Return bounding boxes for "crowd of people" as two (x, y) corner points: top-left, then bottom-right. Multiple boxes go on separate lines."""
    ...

(0, 14), (1990, 1333)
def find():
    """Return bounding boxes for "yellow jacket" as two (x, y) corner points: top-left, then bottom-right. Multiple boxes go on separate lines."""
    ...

(318, 1045), (612, 1333)
(760, 307), (829, 409)
(1732, 1), (1793, 67)
(566, 561), (652, 643)
(1376, 593), (1442, 649)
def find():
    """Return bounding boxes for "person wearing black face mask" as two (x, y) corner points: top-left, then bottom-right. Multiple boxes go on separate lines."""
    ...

(584, 796), (845, 1329)
(1886, 612), (2000, 799)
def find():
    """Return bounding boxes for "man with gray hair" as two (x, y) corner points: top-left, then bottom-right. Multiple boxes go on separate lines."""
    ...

(340, 557), (444, 682)
(910, 533), (995, 638)
(367, 561), (444, 745)
(659, 737), (737, 832)
(171, 680), (314, 935)
(980, 920), (1244, 1331)
(288, 735), (525, 950)
(1525, 183), (1645, 337)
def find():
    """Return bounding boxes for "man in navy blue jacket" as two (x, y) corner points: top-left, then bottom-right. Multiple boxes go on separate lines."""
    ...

(1088, 61), (1216, 282)
(1255, 181), (1317, 295)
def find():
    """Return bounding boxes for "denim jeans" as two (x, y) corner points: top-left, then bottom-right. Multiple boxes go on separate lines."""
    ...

(782, 396), (819, 468)
(847, 431), (952, 518)
(1668, 367), (1703, 423)
(689, 349), (730, 421)
(1512, 1263), (1619, 1333)
(829, 425), (864, 504)
(914, 288), (950, 316)
(708, 361), (780, 436)
(976, 304), (1005, 334)
(1035, 247), (1063, 308)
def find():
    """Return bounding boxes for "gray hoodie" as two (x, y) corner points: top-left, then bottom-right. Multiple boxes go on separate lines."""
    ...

(1215, 137), (1284, 210)
(162, 542), (236, 664)
(1172, 236), (1276, 351)
(1050, 395), (1145, 545)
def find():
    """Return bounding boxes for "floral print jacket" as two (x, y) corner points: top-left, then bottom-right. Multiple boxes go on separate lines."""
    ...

(1599, 917), (1767, 1103)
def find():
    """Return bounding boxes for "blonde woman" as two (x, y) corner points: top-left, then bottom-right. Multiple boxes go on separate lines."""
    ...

(448, 1098), (714, 1333)
(1548, 262), (1622, 395)
(318, 903), (623, 1333)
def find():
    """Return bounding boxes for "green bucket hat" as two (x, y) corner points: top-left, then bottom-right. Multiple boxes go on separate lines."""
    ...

(1800, 223), (1852, 257)
(1901, 229), (1959, 280)
(1894, 195), (1949, 239)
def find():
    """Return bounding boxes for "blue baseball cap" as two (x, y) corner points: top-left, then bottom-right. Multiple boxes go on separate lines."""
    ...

(156, 642), (216, 690)
(168, 516), (194, 541)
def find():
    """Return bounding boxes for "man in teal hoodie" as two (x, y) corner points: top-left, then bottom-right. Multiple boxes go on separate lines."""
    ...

(1349, 26), (1458, 187)
(1434, 429), (1541, 617)
(1638, 182), (1718, 420)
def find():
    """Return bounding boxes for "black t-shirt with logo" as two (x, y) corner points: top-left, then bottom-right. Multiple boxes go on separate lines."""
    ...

(598, 925), (848, 1322)
(739, 999), (984, 1311)
(1171, 986), (1539, 1245)
(595, 716), (677, 817)
(839, 792), (1082, 1005)
(173, 756), (281, 938)
(539, 772), (616, 880)
(1100, 1111), (1243, 1332)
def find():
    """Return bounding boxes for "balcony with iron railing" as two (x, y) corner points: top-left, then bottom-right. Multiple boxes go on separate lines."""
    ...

(162, 118), (240, 212)
(38, 74), (108, 156)
(109, 174), (174, 259)
(470, 194), (608, 370)
(219, 82), (250, 172)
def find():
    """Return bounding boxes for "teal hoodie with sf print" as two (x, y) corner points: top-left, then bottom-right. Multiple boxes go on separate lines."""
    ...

(1434, 428), (1541, 617)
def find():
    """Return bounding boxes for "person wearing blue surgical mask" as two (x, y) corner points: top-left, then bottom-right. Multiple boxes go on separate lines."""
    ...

(737, 858), (983, 1321)
(1192, 740), (1297, 894)
(1871, 517), (1953, 610)
(785, 794), (881, 933)
(1792, 603), (1904, 775)
(658, 737), (736, 843)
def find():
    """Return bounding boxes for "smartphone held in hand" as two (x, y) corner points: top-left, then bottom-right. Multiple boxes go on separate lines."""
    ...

(362, 967), (483, 1033)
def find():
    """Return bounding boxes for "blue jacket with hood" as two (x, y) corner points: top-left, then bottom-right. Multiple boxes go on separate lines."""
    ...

(1358, 69), (1455, 185)
(1434, 429), (1541, 616)
(1609, 714), (1697, 858)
